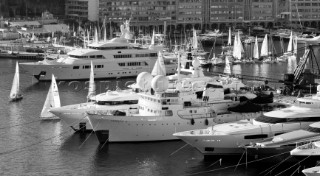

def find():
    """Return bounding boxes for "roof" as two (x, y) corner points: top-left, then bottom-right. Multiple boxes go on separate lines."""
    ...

(43, 24), (69, 33)
(9, 21), (41, 27)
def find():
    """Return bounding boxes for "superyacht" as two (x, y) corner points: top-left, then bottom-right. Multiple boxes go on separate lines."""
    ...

(86, 60), (261, 143)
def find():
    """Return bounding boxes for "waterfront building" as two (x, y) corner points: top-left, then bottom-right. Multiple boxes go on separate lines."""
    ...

(289, 0), (320, 29)
(208, 0), (245, 30)
(99, 0), (177, 35)
(94, 0), (320, 32)
(65, 0), (99, 22)
(0, 0), (65, 18)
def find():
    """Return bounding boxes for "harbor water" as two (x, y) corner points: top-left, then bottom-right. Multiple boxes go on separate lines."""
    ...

(1, 42), (319, 175)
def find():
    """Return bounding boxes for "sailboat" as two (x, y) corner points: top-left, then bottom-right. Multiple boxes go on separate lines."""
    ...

(232, 31), (242, 64)
(252, 36), (260, 63)
(261, 34), (276, 63)
(9, 62), (23, 102)
(277, 31), (296, 62)
(40, 74), (61, 119)
(151, 51), (166, 76)
(87, 61), (96, 101)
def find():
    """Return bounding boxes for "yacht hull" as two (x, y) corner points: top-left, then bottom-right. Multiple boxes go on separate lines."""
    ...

(87, 112), (261, 143)
(19, 62), (177, 81)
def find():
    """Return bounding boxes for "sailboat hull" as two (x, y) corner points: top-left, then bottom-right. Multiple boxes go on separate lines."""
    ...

(10, 95), (23, 102)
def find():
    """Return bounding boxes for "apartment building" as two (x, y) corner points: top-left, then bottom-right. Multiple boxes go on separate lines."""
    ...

(65, 0), (99, 22)
(290, 0), (320, 28)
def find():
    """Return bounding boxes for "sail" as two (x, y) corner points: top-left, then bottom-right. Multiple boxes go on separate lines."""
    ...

(233, 31), (241, 60)
(287, 31), (293, 53)
(232, 34), (238, 58)
(260, 34), (269, 57)
(223, 57), (231, 75)
(151, 51), (166, 76)
(238, 31), (244, 53)
(253, 36), (260, 59)
(40, 74), (61, 118)
(227, 27), (232, 46)
(103, 17), (107, 42)
(149, 30), (155, 49)
(94, 27), (99, 43)
(293, 35), (298, 55)
(151, 30), (155, 45)
(192, 28), (198, 50)
(9, 62), (20, 99)
(87, 61), (96, 101)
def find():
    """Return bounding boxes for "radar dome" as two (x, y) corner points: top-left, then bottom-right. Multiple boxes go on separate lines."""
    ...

(136, 72), (153, 91)
(151, 75), (169, 92)
(192, 58), (200, 68)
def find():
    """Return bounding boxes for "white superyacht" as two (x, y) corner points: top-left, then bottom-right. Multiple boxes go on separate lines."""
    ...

(173, 91), (320, 156)
(19, 32), (177, 81)
(86, 61), (261, 143)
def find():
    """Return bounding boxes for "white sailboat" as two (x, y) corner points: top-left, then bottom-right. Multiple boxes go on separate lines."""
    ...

(227, 27), (232, 46)
(151, 51), (166, 76)
(40, 74), (61, 119)
(260, 34), (269, 57)
(192, 28), (198, 50)
(232, 31), (242, 64)
(223, 56), (231, 75)
(9, 62), (23, 101)
(253, 36), (260, 61)
(87, 61), (96, 101)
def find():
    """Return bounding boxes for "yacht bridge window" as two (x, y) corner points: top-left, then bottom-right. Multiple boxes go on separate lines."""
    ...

(69, 55), (105, 59)
(88, 46), (130, 50)
(255, 115), (320, 124)
(114, 54), (132, 58)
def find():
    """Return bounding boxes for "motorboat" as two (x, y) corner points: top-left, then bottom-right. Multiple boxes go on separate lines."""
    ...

(302, 166), (320, 176)
(173, 90), (320, 156)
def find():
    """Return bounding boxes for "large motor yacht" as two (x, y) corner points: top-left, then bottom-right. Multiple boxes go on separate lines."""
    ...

(19, 37), (177, 81)
(173, 91), (320, 156)
(86, 61), (262, 143)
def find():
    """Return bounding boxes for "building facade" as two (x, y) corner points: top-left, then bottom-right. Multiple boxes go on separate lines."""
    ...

(0, 0), (65, 19)
(65, 0), (99, 22)
(289, 0), (320, 29)
(89, 0), (320, 32)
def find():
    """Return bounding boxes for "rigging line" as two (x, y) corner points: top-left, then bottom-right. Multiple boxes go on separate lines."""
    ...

(169, 143), (189, 157)
(0, 125), (74, 158)
(78, 126), (95, 149)
(205, 158), (222, 169)
(289, 166), (300, 176)
(0, 116), (87, 159)
(234, 149), (246, 172)
(186, 151), (288, 176)
(274, 155), (310, 176)
(99, 137), (109, 150)
(261, 155), (292, 176)
(0, 119), (42, 130)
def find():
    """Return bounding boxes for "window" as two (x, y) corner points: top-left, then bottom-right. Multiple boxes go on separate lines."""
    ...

(244, 134), (268, 139)
(73, 66), (80, 69)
